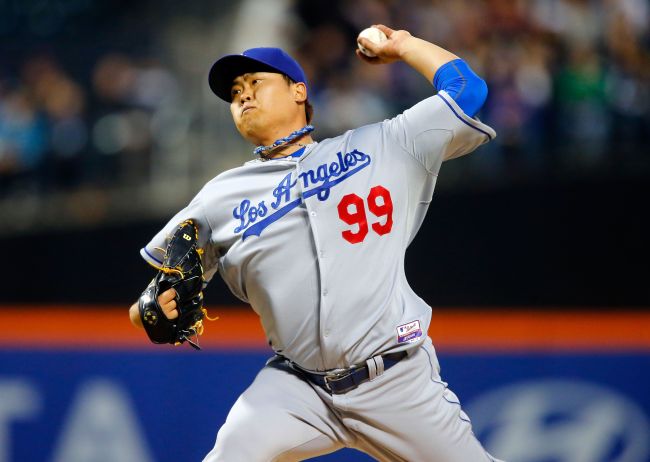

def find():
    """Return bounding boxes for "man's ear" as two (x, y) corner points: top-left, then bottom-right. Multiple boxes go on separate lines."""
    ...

(293, 82), (308, 103)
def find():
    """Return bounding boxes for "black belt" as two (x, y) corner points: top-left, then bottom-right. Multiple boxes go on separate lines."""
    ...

(291, 351), (407, 395)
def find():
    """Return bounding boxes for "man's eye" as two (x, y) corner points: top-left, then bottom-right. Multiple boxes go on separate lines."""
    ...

(252, 79), (261, 85)
(231, 89), (241, 96)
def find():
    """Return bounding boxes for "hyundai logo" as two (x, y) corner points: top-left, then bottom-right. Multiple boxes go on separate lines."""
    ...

(466, 380), (650, 462)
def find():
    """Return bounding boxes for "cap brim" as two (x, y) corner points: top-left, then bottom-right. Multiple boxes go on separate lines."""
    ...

(208, 55), (281, 102)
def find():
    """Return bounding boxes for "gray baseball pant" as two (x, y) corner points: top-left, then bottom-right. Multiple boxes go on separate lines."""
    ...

(203, 337), (502, 461)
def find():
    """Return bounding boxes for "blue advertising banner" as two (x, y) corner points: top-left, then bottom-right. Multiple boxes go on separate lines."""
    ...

(0, 349), (649, 462)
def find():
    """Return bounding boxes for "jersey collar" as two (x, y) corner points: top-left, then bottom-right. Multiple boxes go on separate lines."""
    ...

(267, 146), (306, 160)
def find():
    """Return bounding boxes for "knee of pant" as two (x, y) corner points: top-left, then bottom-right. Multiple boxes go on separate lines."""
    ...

(209, 408), (304, 461)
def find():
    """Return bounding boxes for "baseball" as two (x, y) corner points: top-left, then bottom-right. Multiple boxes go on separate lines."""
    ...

(357, 27), (387, 57)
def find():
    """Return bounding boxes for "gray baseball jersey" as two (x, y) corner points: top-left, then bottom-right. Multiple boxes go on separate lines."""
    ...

(141, 91), (496, 372)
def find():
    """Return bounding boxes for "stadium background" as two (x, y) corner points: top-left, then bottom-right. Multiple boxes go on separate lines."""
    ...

(1, 0), (649, 461)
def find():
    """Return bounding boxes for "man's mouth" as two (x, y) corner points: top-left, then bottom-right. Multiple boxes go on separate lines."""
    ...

(242, 106), (256, 115)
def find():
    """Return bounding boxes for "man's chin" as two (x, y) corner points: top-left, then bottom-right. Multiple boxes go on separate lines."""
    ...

(246, 129), (264, 144)
(236, 124), (264, 146)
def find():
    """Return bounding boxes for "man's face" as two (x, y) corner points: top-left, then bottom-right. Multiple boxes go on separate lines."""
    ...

(229, 72), (303, 145)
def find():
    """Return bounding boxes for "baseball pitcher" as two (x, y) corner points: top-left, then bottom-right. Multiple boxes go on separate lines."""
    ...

(129, 24), (502, 461)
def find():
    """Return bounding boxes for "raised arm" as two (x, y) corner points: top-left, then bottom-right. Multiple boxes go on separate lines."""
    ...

(357, 24), (488, 119)
(356, 24), (458, 82)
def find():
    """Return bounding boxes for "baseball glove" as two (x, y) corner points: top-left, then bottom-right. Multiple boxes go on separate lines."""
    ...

(138, 219), (208, 350)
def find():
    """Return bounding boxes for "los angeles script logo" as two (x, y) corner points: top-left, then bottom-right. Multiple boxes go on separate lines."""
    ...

(233, 149), (371, 240)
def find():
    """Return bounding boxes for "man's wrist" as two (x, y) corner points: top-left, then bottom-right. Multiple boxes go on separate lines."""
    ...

(397, 36), (424, 61)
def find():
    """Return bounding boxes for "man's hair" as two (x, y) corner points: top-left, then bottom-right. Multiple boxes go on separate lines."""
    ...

(283, 74), (313, 123)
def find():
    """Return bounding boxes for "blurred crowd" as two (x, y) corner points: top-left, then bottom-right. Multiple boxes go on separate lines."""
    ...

(1, 0), (649, 202)
(0, 53), (180, 195)
(295, 0), (650, 183)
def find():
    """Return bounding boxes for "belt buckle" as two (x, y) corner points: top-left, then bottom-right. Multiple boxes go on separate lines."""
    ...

(323, 366), (354, 392)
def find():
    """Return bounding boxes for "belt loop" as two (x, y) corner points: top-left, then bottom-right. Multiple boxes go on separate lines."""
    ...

(366, 357), (378, 380)
(375, 355), (385, 376)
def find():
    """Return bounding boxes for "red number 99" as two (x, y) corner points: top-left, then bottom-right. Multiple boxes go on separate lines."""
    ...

(337, 185), (394, 244)
(368, 185), (393, 235)
(337, 194), (368, 244)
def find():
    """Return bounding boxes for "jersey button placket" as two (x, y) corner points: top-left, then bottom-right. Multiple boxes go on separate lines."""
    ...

(297, 162), (333, 363)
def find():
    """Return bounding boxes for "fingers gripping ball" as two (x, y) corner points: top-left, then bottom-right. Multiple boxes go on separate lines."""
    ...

(138, 219), (208, 350)
(357, 27), (387, 57)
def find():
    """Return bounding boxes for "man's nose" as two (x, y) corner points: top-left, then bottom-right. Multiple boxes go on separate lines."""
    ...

(240, 87), (253, 101)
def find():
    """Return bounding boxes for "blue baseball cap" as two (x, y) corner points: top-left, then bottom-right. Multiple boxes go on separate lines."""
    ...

(209, 47), (309, 102)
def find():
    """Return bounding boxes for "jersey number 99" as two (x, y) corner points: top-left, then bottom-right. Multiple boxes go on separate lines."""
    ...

(337, 185), (393, 244)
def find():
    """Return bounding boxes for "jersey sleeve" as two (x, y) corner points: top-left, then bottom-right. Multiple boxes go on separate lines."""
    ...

(140, 191), (219, 285)
(383, 90), (496, 174)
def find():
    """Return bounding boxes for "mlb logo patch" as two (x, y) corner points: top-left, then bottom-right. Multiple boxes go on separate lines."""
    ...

(397, 320), (422, 344)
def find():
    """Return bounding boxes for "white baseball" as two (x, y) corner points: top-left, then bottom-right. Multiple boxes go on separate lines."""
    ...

(357, 27), (387, 58)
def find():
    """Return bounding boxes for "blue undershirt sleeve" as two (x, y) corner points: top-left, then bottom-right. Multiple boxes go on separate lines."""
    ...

(432, 59), (488, 117)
